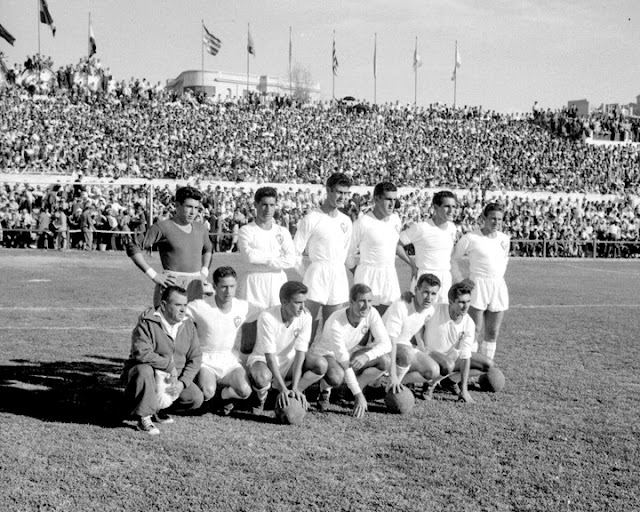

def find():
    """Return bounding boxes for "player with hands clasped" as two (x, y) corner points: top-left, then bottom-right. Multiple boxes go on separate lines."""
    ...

(310, 284), (392, 418)
(247, 281), (327, 414)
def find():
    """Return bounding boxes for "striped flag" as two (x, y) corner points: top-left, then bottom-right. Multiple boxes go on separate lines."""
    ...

(39, 0), (56, 36)
(89, 21), (97, 57)
(247, 27), (255, 56)
(203, 24), (221, 56)
(0, 22), (15, 45)
(332, 38), (338, 76)
(451, 47), (461, 81)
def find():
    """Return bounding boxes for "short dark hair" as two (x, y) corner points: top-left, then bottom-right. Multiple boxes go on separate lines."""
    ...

(175, 186), (202, 205)
(326, 173), (352, 190)
(373, 182), (397, 198)
(483, 202), (504, 217)
(349, 283), (372, 302)
(254, 187), (277, 204)
(161, 285), (187, 303)
(448, 281), (475, 302)
(279, 281), (308, 303)
(212, 266), (237, 285)
(433, 190), (456, 206)
(417, 273), (441, 289)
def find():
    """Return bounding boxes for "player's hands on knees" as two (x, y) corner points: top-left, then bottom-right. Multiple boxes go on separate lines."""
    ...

(458, 389), (475, 404)
(352, 393), (368, 418)
(350, 353), (369, 371)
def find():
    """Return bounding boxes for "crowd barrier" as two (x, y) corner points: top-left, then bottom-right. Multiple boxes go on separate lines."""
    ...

(2, 226), (639, 259)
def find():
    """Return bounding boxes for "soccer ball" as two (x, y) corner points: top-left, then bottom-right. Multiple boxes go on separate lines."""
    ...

(275, 397), (306, 425)
(479, 368), (506, 393)
(155, 369), (178, 409)
(385, 387), (415, 414)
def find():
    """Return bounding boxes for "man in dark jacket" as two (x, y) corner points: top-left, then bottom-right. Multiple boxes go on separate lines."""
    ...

(122, 285), (203, 435)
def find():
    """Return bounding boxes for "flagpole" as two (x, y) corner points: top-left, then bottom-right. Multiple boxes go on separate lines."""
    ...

(373, 33), (377, 104)
(453, 40), (457, 108)
(86, 12), (90, 90)
(201, 20), (204, 96)
(37, 0), (41, 66)
(246, 23), (250, 100)
(87, 12), (90, 62)
(414, 36), (417, 105)
(288, 26), (292, 97)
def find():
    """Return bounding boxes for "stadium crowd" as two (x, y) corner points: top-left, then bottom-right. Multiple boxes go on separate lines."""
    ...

(1, 65), (640, 196)
(1, 178), (639, 257)
(1, 56), (639, 257)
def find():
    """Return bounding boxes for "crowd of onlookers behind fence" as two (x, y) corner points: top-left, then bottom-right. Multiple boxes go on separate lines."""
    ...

(1, 55), (639, 258)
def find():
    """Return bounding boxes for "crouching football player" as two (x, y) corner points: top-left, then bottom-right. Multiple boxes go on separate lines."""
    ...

(248, 281), (327, 414)
(383, 273), (441, 394)
(187, 266), (261, 415)
(310, 284), (392, 418)
(417, 280), (494, 403)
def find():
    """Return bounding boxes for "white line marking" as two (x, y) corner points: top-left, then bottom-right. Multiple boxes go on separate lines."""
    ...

(511, 304), (640, 309)
(0, 307), (142, 311)
(550, 261), (640, 275)
(0, 326), (130, 331)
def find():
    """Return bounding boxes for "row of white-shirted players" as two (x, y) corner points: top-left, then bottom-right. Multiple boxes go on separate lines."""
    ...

(122, 174), (509, 434)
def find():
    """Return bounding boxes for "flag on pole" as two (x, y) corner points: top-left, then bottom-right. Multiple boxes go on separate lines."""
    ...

(332, 38), (339, 76)
(413, 47), (422, 70)
(373, 35), (377, 78)
(247, 27), (255, 56)
(203, 24), (222, 56)
(89, 21), (97, 57)
(451, 47), (461, 81)
(39, 0), (56, 36)
(0, 22), (16, 45)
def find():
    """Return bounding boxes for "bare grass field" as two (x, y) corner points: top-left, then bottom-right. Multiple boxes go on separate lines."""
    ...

(0, 249), (639, 511)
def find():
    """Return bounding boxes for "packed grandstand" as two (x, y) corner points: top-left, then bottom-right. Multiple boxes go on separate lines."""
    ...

(1, 55), (639, 257)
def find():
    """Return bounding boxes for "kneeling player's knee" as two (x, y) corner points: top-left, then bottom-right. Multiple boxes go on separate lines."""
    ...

(236, 383), (252, 400)
(482, 358), (494, 372)
(324, 366), (345, 387)
(396, 346), (413, 367)
(201, 383), (217, 401)
(376, 354), (391, 371)
(304, 354), (328, 376)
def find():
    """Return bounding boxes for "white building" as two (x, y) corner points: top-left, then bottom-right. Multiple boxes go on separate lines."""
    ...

(166, 69), (320, 101)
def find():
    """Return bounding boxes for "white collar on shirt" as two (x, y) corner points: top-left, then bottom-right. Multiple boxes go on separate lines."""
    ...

(154, 310), (183, 339)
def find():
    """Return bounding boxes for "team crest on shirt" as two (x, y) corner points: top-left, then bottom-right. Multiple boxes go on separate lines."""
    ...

(234, 316), (242, 328)
(341, 223), (348, 233)
(501, 240), (508, 251)
(276, 234), (284, 245)
(293, 329), (300, 340)
(395, 225), (400, 233)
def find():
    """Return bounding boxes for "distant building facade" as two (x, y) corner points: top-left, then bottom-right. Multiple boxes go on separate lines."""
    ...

(568, 93), (640, 118)
(166, 69), (320, 101)
(567, 99), (589, 117)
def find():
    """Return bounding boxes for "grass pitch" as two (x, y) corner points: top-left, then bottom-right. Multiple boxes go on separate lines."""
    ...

(0, 250), (639, 511)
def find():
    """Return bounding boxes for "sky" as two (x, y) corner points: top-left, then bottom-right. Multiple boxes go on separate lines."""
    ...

(2, 0), (639, 112)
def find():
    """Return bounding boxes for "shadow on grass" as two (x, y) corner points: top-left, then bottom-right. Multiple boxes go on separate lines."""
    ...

(0, 356), (127, 427)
